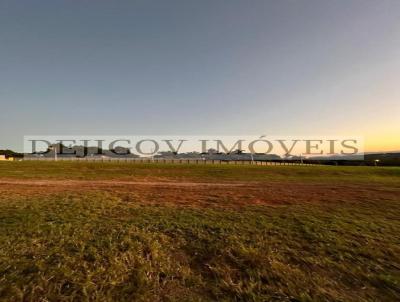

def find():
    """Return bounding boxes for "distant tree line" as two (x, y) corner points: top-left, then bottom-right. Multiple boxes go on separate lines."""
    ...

(0, 149), (23, 158)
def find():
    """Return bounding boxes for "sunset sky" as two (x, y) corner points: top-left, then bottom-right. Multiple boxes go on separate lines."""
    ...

(0, 0), (399, 152)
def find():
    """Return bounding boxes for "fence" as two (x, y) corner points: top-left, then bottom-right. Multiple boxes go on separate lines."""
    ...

(23, 157), (314, 166)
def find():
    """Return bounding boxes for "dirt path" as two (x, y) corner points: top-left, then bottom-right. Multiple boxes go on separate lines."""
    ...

(0, 179), (247, 187)
(1, 178), (399, 208)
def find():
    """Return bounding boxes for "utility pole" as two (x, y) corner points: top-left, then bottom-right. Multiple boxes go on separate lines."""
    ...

(54, 145), (58, 161)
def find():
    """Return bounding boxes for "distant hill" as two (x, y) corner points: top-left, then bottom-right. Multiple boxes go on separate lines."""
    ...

(307, 152), (400, 166)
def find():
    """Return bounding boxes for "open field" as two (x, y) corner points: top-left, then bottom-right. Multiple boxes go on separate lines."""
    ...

(0, 162), (399, 301)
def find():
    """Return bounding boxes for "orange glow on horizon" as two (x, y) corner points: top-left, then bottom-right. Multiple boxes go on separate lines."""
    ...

(365, 133), (400, 152)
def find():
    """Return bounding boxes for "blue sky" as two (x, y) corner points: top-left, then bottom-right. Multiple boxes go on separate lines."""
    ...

(1, 0), (399, 151)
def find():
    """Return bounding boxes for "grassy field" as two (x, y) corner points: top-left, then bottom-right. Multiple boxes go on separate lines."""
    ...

(1, 161), (400, 183)
(0, 162), (399, 301)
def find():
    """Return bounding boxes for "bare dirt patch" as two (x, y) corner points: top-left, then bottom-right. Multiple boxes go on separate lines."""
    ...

(1, 178), (399, 208)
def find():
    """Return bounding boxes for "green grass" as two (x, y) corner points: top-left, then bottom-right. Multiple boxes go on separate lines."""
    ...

(1, 161), (400, 183)
(1, 192), (399, 301)
(0, 162), (399, 301)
